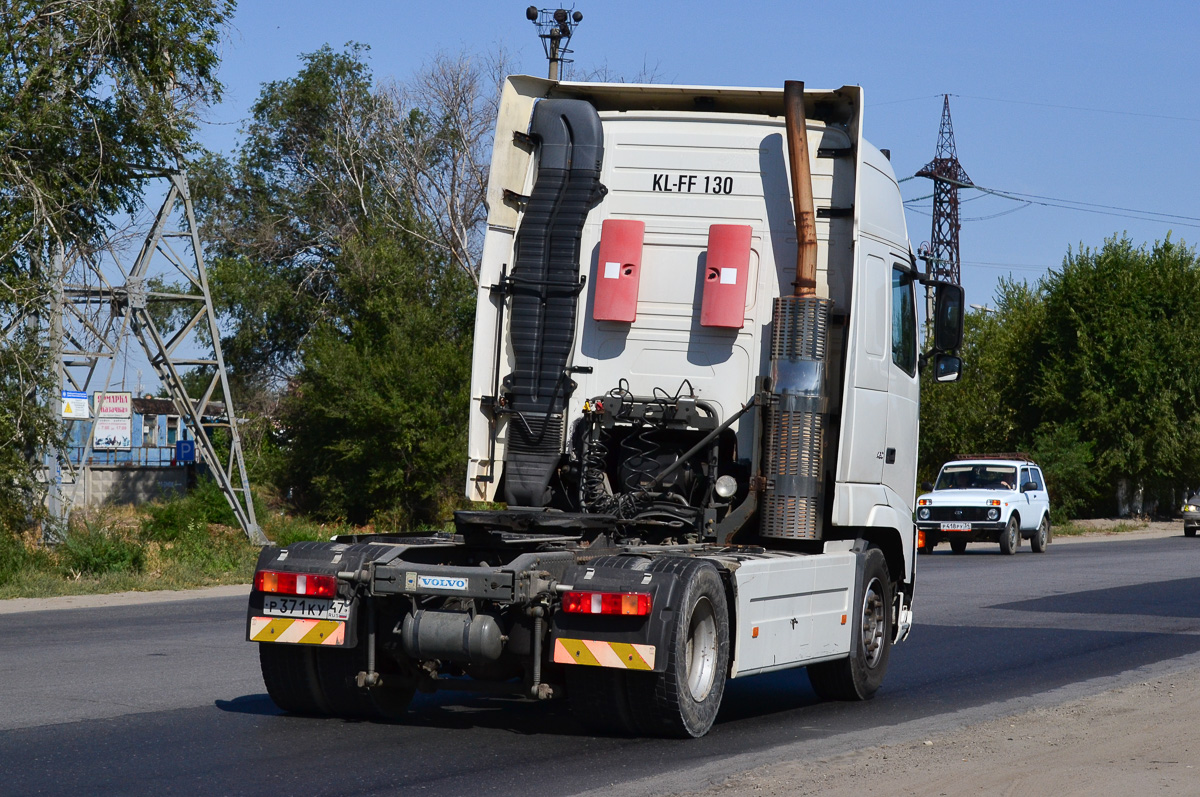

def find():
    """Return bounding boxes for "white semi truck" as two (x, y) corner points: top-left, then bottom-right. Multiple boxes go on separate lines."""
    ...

(246, 76), (965, 738)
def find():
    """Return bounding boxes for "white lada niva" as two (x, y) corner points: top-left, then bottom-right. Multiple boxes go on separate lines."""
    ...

(916, 456), (1051, 555)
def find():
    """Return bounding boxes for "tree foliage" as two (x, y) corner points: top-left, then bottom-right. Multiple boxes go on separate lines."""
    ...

(1036, 236), (1200, 513)
(921, 234), (1200, 518)
(0, 0), (233, 533)
(195, 45), (493, 525)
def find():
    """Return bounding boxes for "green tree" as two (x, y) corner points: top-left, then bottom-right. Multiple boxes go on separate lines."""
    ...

(1035, 235), (1200, 513)
(0, 0), (233, 533)
(918, 279), (1044, 482)
(921, 234), (1200, 519)
(281, 232), (474, 526)
(194, 45), (492, 525)
(192, 44), (379, 383)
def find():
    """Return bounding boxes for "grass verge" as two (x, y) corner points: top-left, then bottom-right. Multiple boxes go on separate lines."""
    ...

(1053, 520), (1150, 537)
(0, 481), (360, 599)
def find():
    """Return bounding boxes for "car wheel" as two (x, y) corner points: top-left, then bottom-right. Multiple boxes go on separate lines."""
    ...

(1031, 516), (1050, 553)
(950, 538), (968, 554)
(1186, 526), (1197, 538)
(999, 516), (1020, 555)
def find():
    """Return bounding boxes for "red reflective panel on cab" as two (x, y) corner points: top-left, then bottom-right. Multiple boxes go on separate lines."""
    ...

(592, 219), (645, 322)
(700, 224), (752, 328)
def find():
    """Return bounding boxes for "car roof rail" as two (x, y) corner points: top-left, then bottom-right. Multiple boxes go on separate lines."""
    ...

(953, 452), (1034, 462)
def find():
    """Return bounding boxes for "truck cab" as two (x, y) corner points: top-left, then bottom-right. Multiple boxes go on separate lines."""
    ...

(247, 76), (964, 738)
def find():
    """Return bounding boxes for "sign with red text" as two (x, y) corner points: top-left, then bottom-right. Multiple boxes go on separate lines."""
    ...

(94, 391), (132, 418)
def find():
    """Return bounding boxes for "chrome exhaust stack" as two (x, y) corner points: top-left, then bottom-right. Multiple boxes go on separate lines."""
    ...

(760, 80), (832, 541)
(761, 296), (832, 540)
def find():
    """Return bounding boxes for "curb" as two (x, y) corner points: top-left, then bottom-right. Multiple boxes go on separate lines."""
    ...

(0, 583), (250, 615)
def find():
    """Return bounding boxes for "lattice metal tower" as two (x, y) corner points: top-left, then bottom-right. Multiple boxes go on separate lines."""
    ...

(6, 170), (267, 545)
(916, 95), (972, 285)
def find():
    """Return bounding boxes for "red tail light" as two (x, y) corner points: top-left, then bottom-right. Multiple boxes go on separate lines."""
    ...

(562, 591), (652, 616)
(254, 570), (337, 598)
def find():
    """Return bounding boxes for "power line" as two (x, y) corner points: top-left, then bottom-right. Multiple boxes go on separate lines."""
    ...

(973, 185), (1200, 229)
(904, 180), (1200, 230)
(979, 187), (1200, 223)
(876, 93), (1200, 124)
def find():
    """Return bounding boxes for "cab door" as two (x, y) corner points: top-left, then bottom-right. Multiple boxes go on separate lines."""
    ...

(883, 264), (920, 510)
(1028, 467), (1051, 525)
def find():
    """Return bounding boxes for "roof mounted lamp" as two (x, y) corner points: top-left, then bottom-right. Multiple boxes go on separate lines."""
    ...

(526, 6), (583, 80)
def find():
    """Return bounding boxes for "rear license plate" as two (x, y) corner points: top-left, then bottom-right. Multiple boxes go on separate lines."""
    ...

(262, 596), (351, 621)
(941, 522), (971, 531)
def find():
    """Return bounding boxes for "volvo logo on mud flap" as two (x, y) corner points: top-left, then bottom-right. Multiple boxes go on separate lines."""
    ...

(416, 575), (469, 591)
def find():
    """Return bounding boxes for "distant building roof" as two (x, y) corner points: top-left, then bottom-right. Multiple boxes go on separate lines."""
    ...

(132, 397), (226, 417)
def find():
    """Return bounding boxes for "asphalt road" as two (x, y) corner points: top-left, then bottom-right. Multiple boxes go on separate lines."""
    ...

(3, 534), (1199, 797)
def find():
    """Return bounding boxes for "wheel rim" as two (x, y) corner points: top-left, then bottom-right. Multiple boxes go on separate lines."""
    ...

(685, 596), (718, 701)
(1038, 520), (1048, 547)
(1008, 522), (1018, 549)
(861, 576), (886, 668)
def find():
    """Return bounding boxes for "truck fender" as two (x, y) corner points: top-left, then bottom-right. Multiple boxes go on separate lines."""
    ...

(551, 557), (691, 674)
(247, 541), (393, 648)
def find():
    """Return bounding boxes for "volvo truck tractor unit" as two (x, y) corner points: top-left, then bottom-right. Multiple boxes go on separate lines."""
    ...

(246, 76), (965, 738)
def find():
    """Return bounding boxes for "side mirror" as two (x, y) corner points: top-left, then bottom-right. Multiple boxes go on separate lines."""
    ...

(933, 283), (964, 352)
(1021, 481), (1038, 493)
(921, 481), (934, 492)
(933, 353), (962, 383)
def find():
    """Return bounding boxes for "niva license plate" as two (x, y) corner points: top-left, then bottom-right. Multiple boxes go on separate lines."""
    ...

(262, 596), (351, 621)
(941, 522), (971, 531)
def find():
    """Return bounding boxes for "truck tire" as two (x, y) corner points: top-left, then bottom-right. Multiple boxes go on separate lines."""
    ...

(807, 547), (893, 702)
(259, 643), (331, 715)
(1186, 526), (1196, 538)
(565, 666), (640, 735)
(565, 555), (651, 735)
(950, 538), (968, 554)
(314, 641), (416, 721)
(999, 516), (1020, 555)
(629, 559), (730, 738)
(1030, 516), (1050, 553)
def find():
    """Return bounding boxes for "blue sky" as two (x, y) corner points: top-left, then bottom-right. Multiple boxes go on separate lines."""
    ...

(200, 0), (1200, 312)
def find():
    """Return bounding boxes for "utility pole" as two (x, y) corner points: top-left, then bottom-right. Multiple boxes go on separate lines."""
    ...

(916, 95), (972, 311)
(526, 6), (583, 80)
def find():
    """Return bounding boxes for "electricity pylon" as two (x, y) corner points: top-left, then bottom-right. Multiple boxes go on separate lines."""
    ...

(14, 169), (267, 545)
(916, 95), (972, 286)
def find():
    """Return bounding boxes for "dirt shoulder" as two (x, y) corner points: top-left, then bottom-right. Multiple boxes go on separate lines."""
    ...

(689, 668), (1200, 796)
(1054, 517), (1183, 544)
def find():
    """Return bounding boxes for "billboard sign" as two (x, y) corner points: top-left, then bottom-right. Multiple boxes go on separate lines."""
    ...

(93, 418), (132, 450)
(62, 390), (89, 419)
(94, 391), (132, 418)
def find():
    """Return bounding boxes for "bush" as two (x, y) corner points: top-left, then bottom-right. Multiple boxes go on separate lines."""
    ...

(0, 532), (48, 586)
(141, 475), (239, 541)
(59, 520), (144, 576)
(160, 518), (258, 576)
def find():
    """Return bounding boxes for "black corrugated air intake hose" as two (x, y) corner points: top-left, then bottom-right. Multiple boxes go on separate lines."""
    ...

(502, 99), (605, 507)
